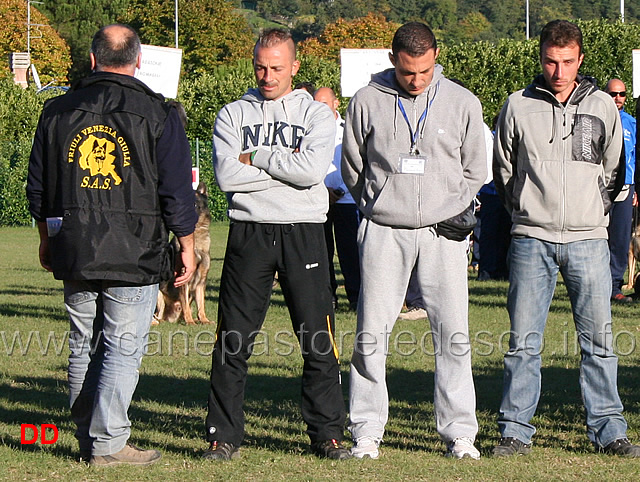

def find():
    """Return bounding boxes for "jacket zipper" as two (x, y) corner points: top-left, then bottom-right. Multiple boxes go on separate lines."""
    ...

(412, 97), (422, 226)
(561, 104), (567, 243)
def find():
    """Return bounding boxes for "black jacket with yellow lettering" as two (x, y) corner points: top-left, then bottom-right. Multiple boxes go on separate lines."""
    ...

(27, 72), (179, 283)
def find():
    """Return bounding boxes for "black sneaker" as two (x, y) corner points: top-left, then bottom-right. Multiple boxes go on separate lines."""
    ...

(79, 449), (91, 463)
(492, 437), (532, 457)
(310, 439), (352, 460)
(202, 441), (240, 461)
(601, 438), (640, 457)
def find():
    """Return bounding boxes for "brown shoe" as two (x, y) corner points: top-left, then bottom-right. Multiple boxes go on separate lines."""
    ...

(90, 443), (161, 466)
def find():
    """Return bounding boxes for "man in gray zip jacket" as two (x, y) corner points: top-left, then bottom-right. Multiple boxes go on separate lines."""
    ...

(493, 19), (640, 457)
(342, 22), (487, 459)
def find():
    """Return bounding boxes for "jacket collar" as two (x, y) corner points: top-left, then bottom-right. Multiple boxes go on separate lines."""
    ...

(529, 73), (597, 105)
(70, 72), (165, 101)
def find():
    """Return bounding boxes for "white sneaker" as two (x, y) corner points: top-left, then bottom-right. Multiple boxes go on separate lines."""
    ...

(351, 436), (380, 459)
(397, 306), (428, 321)
(446, 437), (480, 460)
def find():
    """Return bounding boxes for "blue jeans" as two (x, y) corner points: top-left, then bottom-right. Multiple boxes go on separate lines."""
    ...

(64, 280), (158, 456)
(498, 237), (628, 447)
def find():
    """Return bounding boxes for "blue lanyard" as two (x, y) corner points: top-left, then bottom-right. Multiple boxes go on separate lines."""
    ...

(397, 82), (439, 154)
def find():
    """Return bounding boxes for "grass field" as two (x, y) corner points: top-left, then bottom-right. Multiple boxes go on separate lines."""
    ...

(1, 223), (640, 481)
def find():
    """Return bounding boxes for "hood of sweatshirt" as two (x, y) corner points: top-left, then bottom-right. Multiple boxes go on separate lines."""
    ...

(365, 65), (445, 145)
(369, 64), (445, 97)
(526, 74), (599, 144)
(529, 73), (598, 104)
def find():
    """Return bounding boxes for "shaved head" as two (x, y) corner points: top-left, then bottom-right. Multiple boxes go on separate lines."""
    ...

(313, 87), (339, 118)
(605, 78), (627, 110)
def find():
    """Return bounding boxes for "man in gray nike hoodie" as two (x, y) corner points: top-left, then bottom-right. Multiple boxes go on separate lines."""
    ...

(342, 22), (487, 459)
(204, 28), (350, 461)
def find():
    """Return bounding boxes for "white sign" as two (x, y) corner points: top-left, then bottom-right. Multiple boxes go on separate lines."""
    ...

(633, 49), (640, 98)
(340, 48), (393, 97)
(135, 44), (183, 99)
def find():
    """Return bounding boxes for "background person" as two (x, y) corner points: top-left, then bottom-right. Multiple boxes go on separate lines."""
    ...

(314, 86), (361, 312)
(397, 268), (428, 321)
(605, 78), (636, 303)
(26, 24), (197, 466)
(477, 116), (511, 281)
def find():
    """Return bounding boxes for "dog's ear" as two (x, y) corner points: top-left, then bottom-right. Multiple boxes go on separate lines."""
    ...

(197, 181), (207, 196)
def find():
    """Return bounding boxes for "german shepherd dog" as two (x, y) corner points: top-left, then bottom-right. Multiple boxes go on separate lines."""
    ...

(154, 181), (212, 325)
(625, 223), (640, 294)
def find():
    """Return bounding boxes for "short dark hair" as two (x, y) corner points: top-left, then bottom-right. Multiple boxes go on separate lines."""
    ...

(539, 20), (583, 57)
(392, 22), (437, 57)
(91, 24), (141, 68)
(294, 82), (315, 94)
(448, 78), (466, 89)
(255, 28), (296, 58)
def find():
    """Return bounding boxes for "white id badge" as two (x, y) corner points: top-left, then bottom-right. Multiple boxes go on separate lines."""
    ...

(399, 154), (426, 174)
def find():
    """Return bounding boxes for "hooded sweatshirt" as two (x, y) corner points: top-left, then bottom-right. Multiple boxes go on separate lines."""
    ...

(213, 88), (336, 223)
(341, 65), (487, 228)
(493, 74), (623, 244)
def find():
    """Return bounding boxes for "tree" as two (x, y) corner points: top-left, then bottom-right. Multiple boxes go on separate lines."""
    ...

(421, 0), (458, 31)
(319, 0), (391, 24)
(0, 0), (71, 85)
(448, 11), (491, 42)
(36, 0), (130, 82)
(298, 13), (400, 62)
(482, 0), (526, 40)
(122, 0), (255, 76)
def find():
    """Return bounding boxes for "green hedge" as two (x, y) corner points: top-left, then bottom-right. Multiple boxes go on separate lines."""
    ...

(440, 19), (640, 126)
(2, 19), (640, 225)
(0, 80), (47, 226)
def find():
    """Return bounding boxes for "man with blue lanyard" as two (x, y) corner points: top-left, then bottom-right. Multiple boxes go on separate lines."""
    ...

(342, 22), (487, 460)
(605, 79), (636, 303)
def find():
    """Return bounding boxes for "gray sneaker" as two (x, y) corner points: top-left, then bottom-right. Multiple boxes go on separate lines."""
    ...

(446, 437), (480, 459)
(351, 436), (380, 459)
(90, 443), (161, 466)
(397, 306), (428, 321)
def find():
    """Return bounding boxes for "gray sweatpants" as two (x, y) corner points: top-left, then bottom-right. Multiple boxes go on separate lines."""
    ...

(348, 219), (478, 443)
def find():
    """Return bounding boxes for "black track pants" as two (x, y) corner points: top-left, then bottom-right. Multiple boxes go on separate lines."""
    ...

(205, 222), (346, 446)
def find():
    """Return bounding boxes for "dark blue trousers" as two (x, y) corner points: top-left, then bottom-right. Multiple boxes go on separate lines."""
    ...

(608, 185), (635, 296)
(478, 193), (512, 280)
(324, 203), (361, 305)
